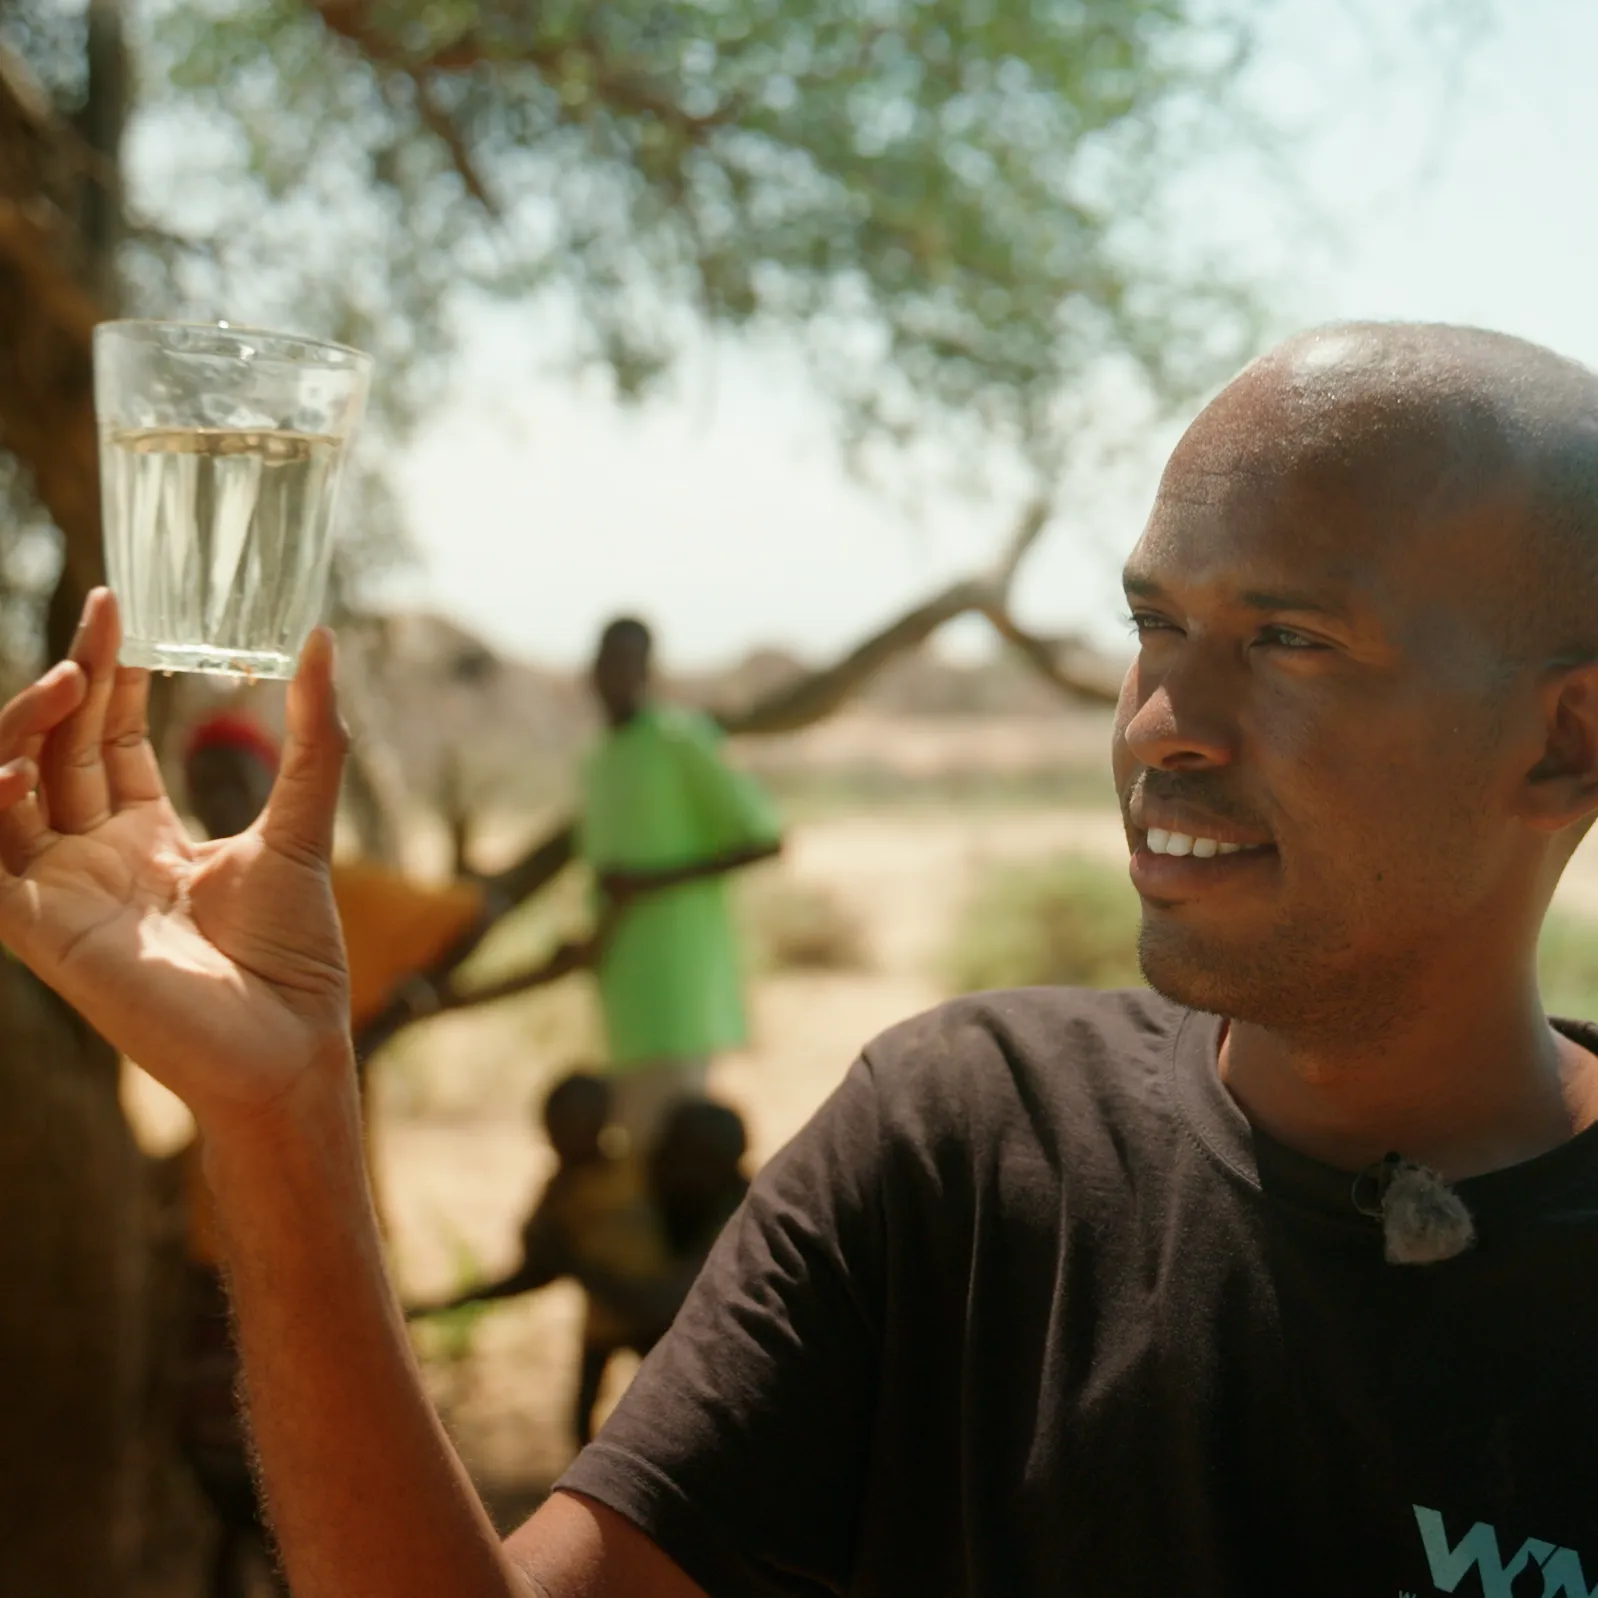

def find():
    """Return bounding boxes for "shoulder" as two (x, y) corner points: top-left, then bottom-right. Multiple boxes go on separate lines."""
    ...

(859, 987), (1188, 1157)
(864, 985), (1185, 1084)
(645, 704), (724, 752)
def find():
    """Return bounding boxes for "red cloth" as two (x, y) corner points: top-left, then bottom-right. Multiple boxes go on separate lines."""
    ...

(183, 712), (280, 775)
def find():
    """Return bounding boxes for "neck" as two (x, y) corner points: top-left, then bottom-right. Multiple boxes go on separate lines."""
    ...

(1220, 963), (1598, 1182)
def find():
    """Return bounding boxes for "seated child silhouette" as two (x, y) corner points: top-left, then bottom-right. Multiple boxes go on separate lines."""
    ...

(410, 1073), (749, 1446)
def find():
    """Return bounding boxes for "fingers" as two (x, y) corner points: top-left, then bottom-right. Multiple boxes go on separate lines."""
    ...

(38, 588), (119, 833)
(260, 628), (345, 867)
(0, 659), (84, 764)
(0, 658), (81, 858)
(0, 758), (36, 811)
(102, 664), (164, 807)
(0, 755), (51, 877)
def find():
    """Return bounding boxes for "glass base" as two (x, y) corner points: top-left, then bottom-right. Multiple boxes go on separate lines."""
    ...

(118, 638), (295, 680)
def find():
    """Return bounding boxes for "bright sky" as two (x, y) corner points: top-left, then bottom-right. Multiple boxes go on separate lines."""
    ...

(380, 0), (1598, 671)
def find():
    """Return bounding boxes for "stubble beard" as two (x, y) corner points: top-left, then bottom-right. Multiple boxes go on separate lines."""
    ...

(1136, 908), (1413, 1046)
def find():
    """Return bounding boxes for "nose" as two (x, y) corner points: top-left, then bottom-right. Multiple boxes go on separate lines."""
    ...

(1117, 644), (1238, 773)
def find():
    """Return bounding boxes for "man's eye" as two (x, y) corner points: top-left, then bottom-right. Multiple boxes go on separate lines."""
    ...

(1256, 625), (1323, 651)
(1126, 611), (1179, 637)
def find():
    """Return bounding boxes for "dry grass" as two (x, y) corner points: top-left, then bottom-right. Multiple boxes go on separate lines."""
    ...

(943, 852), (1143, 994)
(740, 869), (870, 973)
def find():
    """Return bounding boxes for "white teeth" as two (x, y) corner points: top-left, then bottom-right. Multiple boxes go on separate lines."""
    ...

(1145, 831), (1249, 858)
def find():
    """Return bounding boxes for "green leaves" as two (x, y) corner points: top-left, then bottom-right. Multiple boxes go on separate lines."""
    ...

(118, 0), (1273, 469)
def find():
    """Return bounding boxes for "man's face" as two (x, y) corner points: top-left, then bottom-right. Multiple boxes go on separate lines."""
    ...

(1112, 374), (1543, 1033)
(591, 636), (650, 726)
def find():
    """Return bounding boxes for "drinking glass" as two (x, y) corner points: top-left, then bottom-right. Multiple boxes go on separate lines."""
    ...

(93, 320), (373, 679)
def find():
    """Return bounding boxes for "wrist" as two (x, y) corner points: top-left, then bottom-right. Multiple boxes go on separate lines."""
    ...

(199, 1035), (363, 1182)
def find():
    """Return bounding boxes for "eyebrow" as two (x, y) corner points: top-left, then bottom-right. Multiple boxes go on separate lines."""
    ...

(1236, 588), (1349, 619)
(1122, 572), (1350, 620)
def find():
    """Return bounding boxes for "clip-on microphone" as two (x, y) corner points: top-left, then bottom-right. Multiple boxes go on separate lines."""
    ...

(1351, 1152), (1475, 1265)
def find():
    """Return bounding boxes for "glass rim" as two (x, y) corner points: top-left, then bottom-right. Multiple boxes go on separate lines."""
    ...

(93, 318), (373, 371)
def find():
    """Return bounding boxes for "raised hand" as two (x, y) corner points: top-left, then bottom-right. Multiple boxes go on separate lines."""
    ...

(0, 590), (353, 1137)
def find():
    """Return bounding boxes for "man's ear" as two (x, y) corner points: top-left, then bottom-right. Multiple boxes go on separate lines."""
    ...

(1523, 660), (1598, 831)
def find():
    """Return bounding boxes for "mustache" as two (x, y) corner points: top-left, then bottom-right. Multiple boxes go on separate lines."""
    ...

(1123, 770), (1271, 833)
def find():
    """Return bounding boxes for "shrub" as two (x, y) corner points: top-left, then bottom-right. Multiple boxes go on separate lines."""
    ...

(741, 874), (870, 973)
(944, 854), (1142, 994)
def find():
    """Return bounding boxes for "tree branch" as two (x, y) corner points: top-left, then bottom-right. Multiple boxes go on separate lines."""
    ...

(312, 0), (737, 165)
(978, 603), (1122, 707)
(989, 494), (1053, 595)
(717, 575), (992, 737)
(123, 219), (218, 261)
(438, 749), (475, 881)
(408, 72), (499, 214)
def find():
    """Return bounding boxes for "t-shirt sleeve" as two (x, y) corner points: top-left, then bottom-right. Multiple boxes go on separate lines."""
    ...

(674, 715), (782, 857)
(555, 1056), (886, 1596)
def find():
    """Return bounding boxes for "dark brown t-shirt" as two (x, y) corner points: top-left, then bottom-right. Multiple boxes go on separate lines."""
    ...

(558, 988), (1598, 1596)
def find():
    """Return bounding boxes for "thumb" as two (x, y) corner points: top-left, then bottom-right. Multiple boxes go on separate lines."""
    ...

(260, 628), (345, 865)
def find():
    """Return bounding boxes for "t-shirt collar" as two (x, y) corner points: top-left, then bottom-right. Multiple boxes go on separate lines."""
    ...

(1171, 1006), (1598, 1227)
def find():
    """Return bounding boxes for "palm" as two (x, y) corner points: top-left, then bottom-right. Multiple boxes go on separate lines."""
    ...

(0, 593), (352, 1130)
(17, 798), (347, 1115)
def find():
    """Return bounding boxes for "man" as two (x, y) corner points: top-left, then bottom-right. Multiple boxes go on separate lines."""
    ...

(8, 322), (1598, 1596)
(581, 617), (782, 1150)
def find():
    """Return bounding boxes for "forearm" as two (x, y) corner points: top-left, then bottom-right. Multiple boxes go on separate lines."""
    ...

(615, 839), (782, 895)
(420, 1263), (557, 1316)
(203, 1044), (530, 1598)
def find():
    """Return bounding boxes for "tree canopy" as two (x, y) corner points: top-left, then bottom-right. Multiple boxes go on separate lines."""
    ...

(138, 0), (1262, 451)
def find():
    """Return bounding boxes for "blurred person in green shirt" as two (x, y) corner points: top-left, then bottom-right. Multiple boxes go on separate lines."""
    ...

(580, 617), (782, 1150)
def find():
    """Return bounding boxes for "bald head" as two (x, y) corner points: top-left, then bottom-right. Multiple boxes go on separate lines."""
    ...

(1189, 322), (1598, 664)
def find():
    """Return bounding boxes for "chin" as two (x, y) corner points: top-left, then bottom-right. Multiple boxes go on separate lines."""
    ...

(1140, 954), (1234, 1018)
(1137, 920), (1396, 1039)
(1137, 922), (1299, 1026)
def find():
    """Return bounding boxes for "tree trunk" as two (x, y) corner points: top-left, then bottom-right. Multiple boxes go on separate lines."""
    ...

(0, 24), (211, 1593)
(0, 967), (146, 1593)
(0, 44), (106, 658)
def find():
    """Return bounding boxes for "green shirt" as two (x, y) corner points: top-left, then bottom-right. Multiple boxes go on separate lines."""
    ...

(579, 705), (781, 1068)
